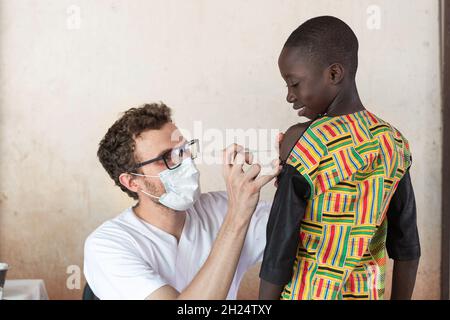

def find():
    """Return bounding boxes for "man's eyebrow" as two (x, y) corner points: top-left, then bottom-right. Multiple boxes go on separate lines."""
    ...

(155, 140), (187, 157)
(156, 147), (172, 157)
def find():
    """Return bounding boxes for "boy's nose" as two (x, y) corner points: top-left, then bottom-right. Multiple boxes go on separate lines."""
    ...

(286, 92), (297, 103)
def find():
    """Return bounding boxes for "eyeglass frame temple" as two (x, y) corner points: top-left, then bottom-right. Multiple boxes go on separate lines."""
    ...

(130, 139), (199, 171)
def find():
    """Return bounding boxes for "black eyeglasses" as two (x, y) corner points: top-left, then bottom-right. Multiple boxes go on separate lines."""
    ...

(131, 139), (199, 171)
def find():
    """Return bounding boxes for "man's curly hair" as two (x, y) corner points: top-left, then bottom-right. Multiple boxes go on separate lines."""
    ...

(97, 102), (172, 200)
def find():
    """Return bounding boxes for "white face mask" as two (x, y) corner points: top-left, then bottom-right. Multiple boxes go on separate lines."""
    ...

(131, 157), (201, 211)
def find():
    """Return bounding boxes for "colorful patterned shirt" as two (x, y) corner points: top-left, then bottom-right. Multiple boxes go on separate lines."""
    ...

(260, 109), (421, 300)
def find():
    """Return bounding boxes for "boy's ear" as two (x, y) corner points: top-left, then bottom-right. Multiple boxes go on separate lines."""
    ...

(327, 63), (345, 85)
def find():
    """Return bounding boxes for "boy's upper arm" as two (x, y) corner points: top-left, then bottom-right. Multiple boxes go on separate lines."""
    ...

(386, 170), (421, 261)
(280, 122), (312, 161)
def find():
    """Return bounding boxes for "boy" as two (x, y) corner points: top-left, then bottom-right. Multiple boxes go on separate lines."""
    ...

(259, 16), (420, 300)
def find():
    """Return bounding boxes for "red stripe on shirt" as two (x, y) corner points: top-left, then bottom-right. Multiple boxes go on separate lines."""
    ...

(339, 150), (353, 176)
(316, 278), (324, 298)
(382, 135), (393, 158)
(297, 142), (316, 164)
(346, 115), (363, 142)
(334, 194), (341, 212)
(350, 274), (355, 292)
(300, 232), (305, 243)
(323, 124), (336, 137)
(317, 174), (326, 193)
(298, 261), (309, 300)
(361, 180), (369, 223)
(367, 111), (378, 124)
(358, 238), (364, 256)
(322, 225), (336, 263)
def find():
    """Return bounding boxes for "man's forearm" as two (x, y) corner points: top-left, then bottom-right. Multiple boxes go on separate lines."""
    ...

(177, 211), (251, 299)
(147, 143), (280, 300)
(390, 258), (419, 300)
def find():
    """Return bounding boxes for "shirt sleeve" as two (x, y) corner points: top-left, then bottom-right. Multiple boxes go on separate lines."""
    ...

(84, 227), (168, 300)
(386, 170), (421, 261)
(259, 163), (311, 285)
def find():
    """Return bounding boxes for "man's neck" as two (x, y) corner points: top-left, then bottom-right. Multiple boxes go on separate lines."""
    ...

(133, 198), (186, 243)
(325, 81), (365, 117)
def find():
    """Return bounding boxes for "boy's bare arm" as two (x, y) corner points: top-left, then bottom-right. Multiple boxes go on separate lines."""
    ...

(391, 259), (419, 300)
(259, 280), (285, 300)
(279, 122), (312, 161)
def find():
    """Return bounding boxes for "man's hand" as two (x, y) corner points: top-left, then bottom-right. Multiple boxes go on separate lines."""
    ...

(222, 144), (281, 224)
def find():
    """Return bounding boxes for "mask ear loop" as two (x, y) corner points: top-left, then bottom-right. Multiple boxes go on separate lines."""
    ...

(129, 172), (161, 199)
(130, 172), (160, 178)
(140, 189), (160, 199)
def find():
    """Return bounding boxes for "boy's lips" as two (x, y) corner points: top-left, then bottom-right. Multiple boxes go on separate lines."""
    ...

(293, 104), (307, 116)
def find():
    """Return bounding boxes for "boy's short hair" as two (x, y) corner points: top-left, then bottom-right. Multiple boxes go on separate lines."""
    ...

(97, 102), (172, 200)
(284, 16), (359, 78)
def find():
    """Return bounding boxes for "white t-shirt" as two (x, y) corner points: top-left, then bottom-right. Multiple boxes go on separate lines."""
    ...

(84, 191), (271, 300)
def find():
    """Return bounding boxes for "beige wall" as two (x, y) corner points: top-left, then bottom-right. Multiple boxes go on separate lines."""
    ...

(0, 0), (442, 299)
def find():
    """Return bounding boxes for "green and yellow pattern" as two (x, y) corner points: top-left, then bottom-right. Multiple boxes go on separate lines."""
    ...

(281, 110), (411, 300)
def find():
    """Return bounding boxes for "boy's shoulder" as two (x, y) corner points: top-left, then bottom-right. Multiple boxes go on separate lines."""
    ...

(358, 110), (411, 151)
(309, 109), (410, 147)
(281, 110), (411, 162)
(280, 121), (312, 161)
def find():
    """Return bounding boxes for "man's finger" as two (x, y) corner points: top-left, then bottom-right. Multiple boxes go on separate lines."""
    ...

(223, 143), (240, 165)
(254, 164), (282, 189)
(231, 150), (246, 175)
(245, 150), (254, 165)
(243, 163), (261, 182)
(271, 158), (282, 173)
(222, 143), (244, 174)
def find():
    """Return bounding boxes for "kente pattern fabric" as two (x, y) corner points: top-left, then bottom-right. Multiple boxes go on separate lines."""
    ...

(280, 110), (412, 300)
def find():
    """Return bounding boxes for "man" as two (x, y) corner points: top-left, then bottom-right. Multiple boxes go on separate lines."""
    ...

(84, 102), (280, 299)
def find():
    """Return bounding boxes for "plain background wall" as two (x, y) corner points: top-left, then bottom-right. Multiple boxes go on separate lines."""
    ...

(0, 0), (442, 299)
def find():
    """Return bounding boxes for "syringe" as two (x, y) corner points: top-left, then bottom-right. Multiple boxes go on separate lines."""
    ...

(206, 148), (277, 157)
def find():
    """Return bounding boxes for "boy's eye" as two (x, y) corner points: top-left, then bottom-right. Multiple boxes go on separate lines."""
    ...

(286, 82), (299, 88)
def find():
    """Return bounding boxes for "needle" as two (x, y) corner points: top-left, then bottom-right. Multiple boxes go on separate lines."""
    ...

(205, 149), (277, 157)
